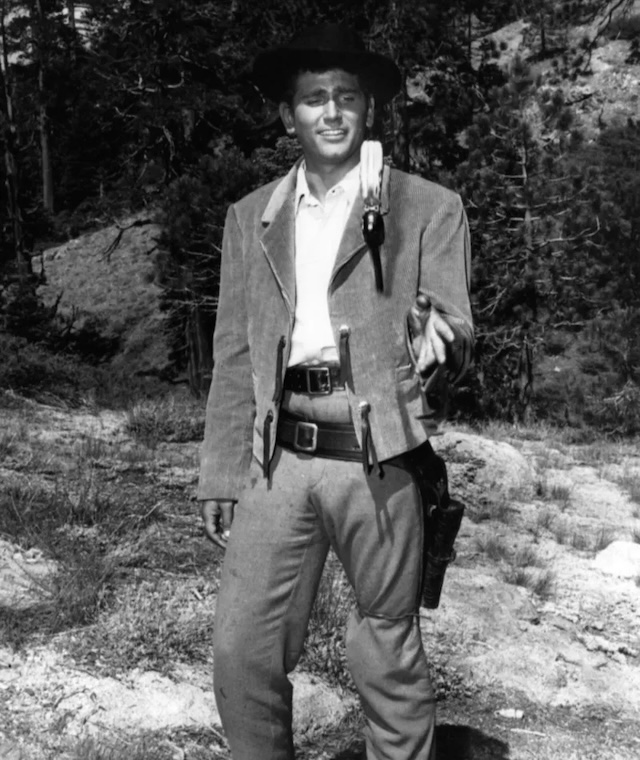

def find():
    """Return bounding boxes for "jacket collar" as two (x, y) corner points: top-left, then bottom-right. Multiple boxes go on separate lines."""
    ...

(261, 160), (391, 223)
(259, 160), (391, 309)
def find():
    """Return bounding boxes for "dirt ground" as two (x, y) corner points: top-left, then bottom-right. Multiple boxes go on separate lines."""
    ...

(1, 397), (639, 759)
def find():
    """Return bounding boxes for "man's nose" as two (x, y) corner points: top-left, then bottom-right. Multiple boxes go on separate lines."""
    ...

(323, 98), (342, 121)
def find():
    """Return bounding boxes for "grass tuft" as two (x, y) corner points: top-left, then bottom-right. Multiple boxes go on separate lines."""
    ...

(569, 529), (591, 552)
(592, 526), (615, 553)
(512, 544), (544, 568)
(474, 534), (511, 562)
(125, 396), (204, 448)
(535, 507), (555, 532)
(502, 566), (555, 599)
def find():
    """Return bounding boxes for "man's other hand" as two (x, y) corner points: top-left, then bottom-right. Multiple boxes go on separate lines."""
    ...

(408, 294), (455, 376)
(201, 499), (235, 549)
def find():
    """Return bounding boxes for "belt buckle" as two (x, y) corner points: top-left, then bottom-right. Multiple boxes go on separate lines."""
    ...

(306, 367), (332, 395)
(294, 421), (318, 453)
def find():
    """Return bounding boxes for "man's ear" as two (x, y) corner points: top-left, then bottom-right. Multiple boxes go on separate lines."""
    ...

(366, 96), (375, 129)
(279, 102), (296, 136)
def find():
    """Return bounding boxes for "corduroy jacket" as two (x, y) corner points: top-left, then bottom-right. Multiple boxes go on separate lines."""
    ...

(197, 162), (473, 501)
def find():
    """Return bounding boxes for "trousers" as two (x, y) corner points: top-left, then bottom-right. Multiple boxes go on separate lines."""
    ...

(212, 390), (436, 759)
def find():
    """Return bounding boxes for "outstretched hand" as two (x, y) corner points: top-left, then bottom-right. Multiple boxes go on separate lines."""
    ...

(201, 499), (235, 550)
(407, 294), (455, 376)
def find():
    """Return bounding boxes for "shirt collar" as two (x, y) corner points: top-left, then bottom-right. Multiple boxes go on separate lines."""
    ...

(295, 162), (361, 210)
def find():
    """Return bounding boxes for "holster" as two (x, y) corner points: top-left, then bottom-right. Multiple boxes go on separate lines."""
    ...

(388, 440), (464, 609)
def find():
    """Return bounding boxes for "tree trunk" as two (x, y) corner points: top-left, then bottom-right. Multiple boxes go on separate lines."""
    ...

(1, 2), (30, 279)
(187, 305), (214, 397)
(66, 0), (75, 31)
(35, 0), (54, 213)
(387, 0), (410, 171)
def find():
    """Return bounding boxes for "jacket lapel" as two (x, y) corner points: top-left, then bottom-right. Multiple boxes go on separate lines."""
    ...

(259, 164), (298, 314)
(331, 164), (391, 284)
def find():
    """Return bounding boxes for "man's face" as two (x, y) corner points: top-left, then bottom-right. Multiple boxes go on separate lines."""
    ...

(279, 69), (374, 175)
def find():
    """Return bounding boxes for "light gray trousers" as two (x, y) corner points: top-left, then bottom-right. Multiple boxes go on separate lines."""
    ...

(212, 390), (436, 759)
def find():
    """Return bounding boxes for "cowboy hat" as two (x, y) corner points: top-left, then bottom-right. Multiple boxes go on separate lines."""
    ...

(252, 24), (402, 105)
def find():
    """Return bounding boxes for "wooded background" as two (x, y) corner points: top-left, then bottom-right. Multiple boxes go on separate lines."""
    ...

(1, 0), (639, 434)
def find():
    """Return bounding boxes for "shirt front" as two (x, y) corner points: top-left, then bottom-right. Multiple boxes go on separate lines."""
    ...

(287, 162), (360, 367)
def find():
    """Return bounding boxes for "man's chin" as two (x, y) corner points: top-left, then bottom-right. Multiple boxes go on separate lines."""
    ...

(316, 147), (359, 166)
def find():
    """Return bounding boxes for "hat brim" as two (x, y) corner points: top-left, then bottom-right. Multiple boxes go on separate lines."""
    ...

(252, 48), (402, 106)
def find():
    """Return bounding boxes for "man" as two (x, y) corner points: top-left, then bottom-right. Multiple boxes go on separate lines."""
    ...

(198, 23), (473, 760)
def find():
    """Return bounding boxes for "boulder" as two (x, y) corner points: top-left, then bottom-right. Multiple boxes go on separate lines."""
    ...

(593, 540), (640, 578)
(0, 539), (58, 610)
(34, 215), (171, 377)
(432, 431), (537, 500)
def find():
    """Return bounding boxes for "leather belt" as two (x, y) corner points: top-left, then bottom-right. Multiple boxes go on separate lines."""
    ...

(284, 365), (344, 395)
(276, 410), (361, 460)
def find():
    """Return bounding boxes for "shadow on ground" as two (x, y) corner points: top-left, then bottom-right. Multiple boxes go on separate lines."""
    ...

(436, 723), (510, 758)
(329, 724), (509, 759)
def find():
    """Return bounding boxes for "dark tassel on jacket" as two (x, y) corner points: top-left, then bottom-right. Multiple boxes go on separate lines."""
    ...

(359, 401), (383, 478)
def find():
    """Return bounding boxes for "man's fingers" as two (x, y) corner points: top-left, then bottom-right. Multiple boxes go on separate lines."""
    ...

(201, 500), (235, 549)
(431, 314), (455, 344)
(408, 299), (430, 337)
(219, 502), (234, 537)
(415, 310), (454, 374)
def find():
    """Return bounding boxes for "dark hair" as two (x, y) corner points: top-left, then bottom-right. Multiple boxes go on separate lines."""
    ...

(280, 65), (373, 106)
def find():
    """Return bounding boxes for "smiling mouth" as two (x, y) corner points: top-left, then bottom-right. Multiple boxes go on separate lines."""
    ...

(319, 130), (346, 138)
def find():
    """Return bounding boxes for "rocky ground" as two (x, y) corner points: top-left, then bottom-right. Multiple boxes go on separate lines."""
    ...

(1, 396), (639, 759)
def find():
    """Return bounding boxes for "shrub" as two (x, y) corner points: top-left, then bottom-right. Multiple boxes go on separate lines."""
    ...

(125, 396), (205, 447)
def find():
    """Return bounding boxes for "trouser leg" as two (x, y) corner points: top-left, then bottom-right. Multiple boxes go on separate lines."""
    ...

(316, 458), (436, 760)
(212, 450), (330, 760)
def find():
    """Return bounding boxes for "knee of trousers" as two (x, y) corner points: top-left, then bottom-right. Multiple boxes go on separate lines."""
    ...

(345, 611), (430, 685)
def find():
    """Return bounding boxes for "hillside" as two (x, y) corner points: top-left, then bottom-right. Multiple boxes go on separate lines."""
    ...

(19, 4), (640, 424)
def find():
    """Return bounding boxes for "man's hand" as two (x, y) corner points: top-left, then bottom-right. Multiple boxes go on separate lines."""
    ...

(201, 499), (235, 549)
(408, 294), (455, 376)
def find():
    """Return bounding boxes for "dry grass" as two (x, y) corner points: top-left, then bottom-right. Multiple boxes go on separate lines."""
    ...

(3, 389), (639, 758)
(67, 575), (218, 674)
(591, 526), (615, 553)
(474, 530), (554, 599)
(550, 520), (614, 554)
(502, 566), (555, 599)
(125, 396), (205, 447)
(474, 534), (511, 561)
(620, 474), (640, 506)
(0, 440), (194, 649)
(535, 477), (573, 511)
(535, 506), (555, 532)
(299, 556), (354, 690)
(65, 729), (230, 760)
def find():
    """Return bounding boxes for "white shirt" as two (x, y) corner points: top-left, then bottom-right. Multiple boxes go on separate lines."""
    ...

(287, 162), (360, 367)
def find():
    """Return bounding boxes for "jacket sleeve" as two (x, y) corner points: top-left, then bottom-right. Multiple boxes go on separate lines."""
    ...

(197, 205), (256, 501)
(419, 192), (474, 384)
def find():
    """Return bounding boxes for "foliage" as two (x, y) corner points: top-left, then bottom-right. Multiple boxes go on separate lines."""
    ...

(453, 55), (640, 425)
(299, 556), (354, 690)
(1, 0), (639, 431)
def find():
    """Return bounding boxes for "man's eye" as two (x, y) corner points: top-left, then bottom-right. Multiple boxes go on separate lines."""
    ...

(305, 97), (324, 106)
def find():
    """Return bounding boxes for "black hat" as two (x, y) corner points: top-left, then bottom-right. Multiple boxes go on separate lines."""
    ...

(252, 24), (402, 105)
